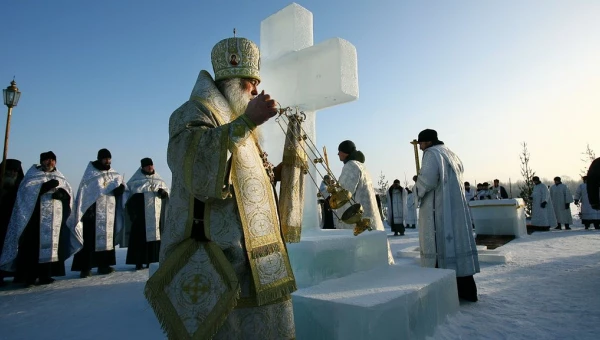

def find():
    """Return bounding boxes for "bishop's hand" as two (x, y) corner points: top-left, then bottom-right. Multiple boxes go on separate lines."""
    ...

(541, 201), (547, 208)
(245, 90), (278, 126)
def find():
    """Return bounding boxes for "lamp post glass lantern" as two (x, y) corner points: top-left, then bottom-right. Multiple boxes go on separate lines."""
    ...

(4, 80), (22, 108)
(1, 79), (22, 189)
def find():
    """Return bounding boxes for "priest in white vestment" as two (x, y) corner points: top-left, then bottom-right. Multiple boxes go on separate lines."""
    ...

(386, 179), (406, 235)
(0, 152), (82, 286)
(464, 182), (476, 202)
(405, 187), (418, 229)
(123, 158), (169, 270)
(70, 149), (127, 278)
(575, 176), (600, 229)
(550, 176), (573, 230)
(530, 176), (556, 231)
(334, 140), (395, 264)
(414, 129), (479, 302)
(145, 36), (297, 340)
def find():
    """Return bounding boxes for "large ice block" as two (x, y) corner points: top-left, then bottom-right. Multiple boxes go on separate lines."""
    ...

(260, 38), (359, 110)
(469, 198), (528, 237)
(260, 3), (313, 61)
(260, 3), (359, 233)
(287, 230), (389, 288)
(292, 266), (459, 340)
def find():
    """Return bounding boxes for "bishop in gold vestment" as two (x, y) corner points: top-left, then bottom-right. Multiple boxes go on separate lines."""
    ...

(145, 36), (297, 339)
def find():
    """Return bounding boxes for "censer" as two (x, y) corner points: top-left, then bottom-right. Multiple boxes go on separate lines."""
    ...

(275, 106), (373, 238)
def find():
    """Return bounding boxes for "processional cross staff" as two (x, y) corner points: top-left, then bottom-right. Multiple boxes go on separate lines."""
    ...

(410, 139), (420, 174)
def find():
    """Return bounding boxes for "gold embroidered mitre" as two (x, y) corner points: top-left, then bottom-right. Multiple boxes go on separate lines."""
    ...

(211, 37), (261, 82)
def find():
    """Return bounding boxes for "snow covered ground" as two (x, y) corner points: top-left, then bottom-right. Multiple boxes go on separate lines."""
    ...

(1, 222), (599, 339)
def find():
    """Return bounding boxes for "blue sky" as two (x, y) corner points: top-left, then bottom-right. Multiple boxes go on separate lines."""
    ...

(1, 0), (599, 191)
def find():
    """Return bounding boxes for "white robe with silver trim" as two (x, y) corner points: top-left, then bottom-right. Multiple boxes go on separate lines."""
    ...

(70, 162), (127, 251)
(415, 144), (479, 277)
(0, 165), (82, 270)
(122, 168), (169, 246)
(405, 192), (418, 226)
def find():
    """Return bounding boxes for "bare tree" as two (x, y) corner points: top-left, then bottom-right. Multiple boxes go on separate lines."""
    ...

(377, 171), (389, 196)
(581, 143), (596, 177)
(518, 142), (536, 217)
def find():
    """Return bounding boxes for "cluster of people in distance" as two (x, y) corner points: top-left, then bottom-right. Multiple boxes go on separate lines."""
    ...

(0, 149), (169, 287)
(529, 175), (600, 231)
(463, 180), (509, 201)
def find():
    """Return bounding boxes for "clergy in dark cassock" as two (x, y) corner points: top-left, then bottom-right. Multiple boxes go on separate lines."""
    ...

(386, 179), (406, 236)
(71, 148), (127, 278)
(123, 158), (169, 270)
(0, 159), (24, 285)
(0, 152), (82, 286)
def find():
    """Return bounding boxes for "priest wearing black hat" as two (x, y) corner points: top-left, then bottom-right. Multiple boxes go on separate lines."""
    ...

(70, 148), (127, 278)
(0, 152), (81, 286)
(123, 157), (169, 270)
(414, 129), (480, 302)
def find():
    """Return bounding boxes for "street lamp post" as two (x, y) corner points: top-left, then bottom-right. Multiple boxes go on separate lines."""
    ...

(0, 79), (22, 189)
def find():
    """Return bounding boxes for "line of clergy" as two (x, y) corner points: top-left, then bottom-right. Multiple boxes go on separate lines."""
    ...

(0, 148), (169, 287)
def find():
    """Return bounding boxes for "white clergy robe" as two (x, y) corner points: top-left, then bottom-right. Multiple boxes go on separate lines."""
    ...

(405, 192), (418, 226)
(575, 183), (600, 221)
(550, 183), (574, 224)
(530, 183), (557, 227)
(415, 144), (479, 277)
(335, 160), (394, 264)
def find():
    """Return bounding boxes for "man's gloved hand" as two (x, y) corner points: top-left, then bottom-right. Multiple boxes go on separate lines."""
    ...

(565, 203), (570, 210)
(40, 179), (60, 194)
(51, 189), (67, 200)
(112, 184), (125, 196)
(157, 188), (168, 199)
(541, 201), (547, 208)
(574, 199), (580, 206)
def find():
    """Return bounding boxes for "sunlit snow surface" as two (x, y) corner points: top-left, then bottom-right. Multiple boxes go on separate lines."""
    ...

(1, 219), (599, 340)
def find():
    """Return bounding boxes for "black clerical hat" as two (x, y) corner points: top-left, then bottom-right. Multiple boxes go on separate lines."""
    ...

(417, 129), (438, 142)
(40, 151), (56, 163)
(141, 157), (153, 167)
(338, 140), (356, 154)
(97, 148), (112, 160)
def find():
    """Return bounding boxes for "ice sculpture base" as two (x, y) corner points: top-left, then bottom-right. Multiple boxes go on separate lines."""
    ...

(287, 229), (390, 288)
(292, 265), (459, 340)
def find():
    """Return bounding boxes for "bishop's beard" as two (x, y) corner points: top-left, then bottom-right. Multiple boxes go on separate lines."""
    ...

(219, 79), (263, 144)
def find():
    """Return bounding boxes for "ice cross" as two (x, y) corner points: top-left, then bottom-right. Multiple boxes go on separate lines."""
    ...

(260, 3), (359, 232)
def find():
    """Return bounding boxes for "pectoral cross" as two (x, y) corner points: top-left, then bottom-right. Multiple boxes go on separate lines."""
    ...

(410, 139), (420, 175)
